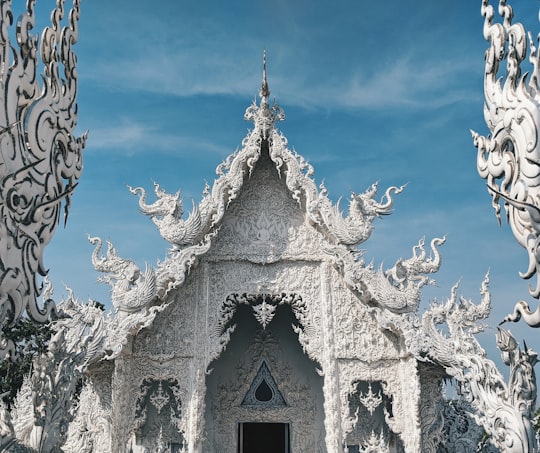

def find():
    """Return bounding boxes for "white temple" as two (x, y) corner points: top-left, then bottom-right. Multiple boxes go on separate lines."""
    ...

(0, 1), (538, 451)
(51, 60), (534, 453)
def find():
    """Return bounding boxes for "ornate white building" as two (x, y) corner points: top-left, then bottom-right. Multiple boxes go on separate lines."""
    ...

(49, 61), (534, 453)
(0, 1), (538, 452)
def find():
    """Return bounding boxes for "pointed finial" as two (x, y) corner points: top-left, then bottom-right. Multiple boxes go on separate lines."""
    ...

(260, 49), (270, 100)
(244, 50), (284, 137)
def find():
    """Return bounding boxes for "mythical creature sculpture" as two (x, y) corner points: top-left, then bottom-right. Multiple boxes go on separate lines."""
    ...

(385, 236), (445, 289)
(89, 236), (157, 314)
(335, 236), (445, 313)
(472, 0), (540, 325)
(0, 0), (85, 359)
(3, 290), (106, 453)
(89, 236), (176, 359)
(129, 183), (203, 248)
(319, 182), (405, 246)
(372, 274), (538, 452)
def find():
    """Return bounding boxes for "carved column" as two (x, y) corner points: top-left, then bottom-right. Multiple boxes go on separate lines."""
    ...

(418, 366), (445, 453)
(186, 365), (206, 453)
(110, 356), (133, 452)
(397, 358), (422, 452)
(320, 262), (343, 452)
(187, 262), (210, 453)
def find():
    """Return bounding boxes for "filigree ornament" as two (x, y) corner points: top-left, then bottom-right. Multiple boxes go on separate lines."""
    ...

(2, 290), (107, 452)
(220, 293), (303, 331)
(252, 297), (277, 328)
(241, 360), (287, 407)
(0, 0), (86, 359)
(149, 382), (170, 415)
(133, 377), (184, 449)
(472, 0), (540, 324)
(128, 54), (405, 297)
(244, 50), (285, 140)
(439, 398), (493, 452)
(358, 383), (383, 416)
(89, 236), (157, 314)
(360, 431), (390, 453)
(63, 380), (112, 453)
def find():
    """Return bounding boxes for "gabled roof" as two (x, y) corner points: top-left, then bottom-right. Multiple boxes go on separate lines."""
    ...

(90, 57), (446, 339)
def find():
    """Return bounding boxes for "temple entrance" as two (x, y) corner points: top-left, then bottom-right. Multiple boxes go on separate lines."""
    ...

(204, 302), (326, 452)
(238, 423), (290, 453)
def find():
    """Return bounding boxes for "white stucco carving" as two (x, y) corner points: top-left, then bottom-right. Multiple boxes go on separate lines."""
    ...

(0, 0), (85, 360)
(472, 0), (540, 326)
(129, 183), (203, 248)
(89, 236), (158, 314)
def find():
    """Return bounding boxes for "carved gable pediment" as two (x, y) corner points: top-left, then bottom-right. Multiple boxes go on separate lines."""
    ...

(209, 144), (324, 263)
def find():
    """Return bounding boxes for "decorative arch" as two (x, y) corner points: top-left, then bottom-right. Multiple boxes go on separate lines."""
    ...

(204, 302), (326, 452)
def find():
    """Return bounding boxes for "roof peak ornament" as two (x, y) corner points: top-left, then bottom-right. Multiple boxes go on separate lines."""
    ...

(244, 51), (285, 139)
(260, 49), (270, 101)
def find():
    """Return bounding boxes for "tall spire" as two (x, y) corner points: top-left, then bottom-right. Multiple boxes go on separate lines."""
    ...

(260, 49), (270, 101)
(244, 50), (285, 139)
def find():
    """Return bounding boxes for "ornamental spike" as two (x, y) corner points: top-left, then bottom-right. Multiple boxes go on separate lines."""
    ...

(244, 50), (285, 139)
(260, 49), (270, 101)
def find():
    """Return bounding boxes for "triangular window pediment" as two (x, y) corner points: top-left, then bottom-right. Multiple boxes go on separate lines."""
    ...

(241, 360), (286, 407)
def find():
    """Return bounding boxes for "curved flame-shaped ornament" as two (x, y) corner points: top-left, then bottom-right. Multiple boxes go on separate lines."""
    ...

(473, 0), (540, 326)
(0, 0), (86, 359)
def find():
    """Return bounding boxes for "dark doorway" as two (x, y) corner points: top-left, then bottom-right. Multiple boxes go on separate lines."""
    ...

(238, 422), (290, 453)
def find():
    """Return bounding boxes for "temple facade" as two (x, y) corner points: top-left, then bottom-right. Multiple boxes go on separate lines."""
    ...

(53, 64), (535, 453)
(1, 0), (539, 450)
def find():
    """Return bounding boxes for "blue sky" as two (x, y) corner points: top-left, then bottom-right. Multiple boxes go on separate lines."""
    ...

(30, 0), (540, 364)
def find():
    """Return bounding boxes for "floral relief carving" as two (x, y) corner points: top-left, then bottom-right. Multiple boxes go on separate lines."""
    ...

(102, 354), (192, 452)
(210, 150), (323, 263)
(133, 280), (196, 358)
(129, 377), (185, 452)
(63, 378), (112, 453)
(359, 383), (383, 416)
(338, 358), (422, 452)
(330, 276), (402, 361)
(417, 366), (446, 453)
(219, 293), (303, 331)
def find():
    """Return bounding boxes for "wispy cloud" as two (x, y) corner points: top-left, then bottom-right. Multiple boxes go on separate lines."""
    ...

(88, 119), (153, 151)
(80, 19), (482, 113)
(81, 51), (481, 113)
(335, 56), (482, 109)
(87, 117), (231, 156)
